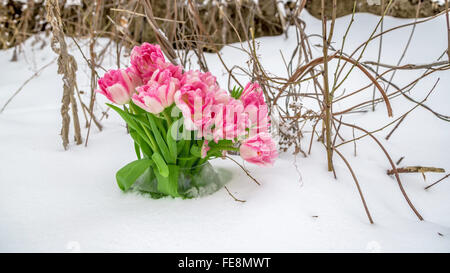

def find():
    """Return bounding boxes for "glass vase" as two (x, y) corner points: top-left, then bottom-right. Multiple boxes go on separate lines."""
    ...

(131, 161), (228, 198)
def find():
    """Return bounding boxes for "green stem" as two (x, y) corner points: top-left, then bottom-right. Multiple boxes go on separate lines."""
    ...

(142, 125), (159, 153)
(162, 110), (173, 126)
(196, 157), (208, 167)
(212, 145), (239, 151)
(153, 113), (167, 133)
(129, 103), (159, 153)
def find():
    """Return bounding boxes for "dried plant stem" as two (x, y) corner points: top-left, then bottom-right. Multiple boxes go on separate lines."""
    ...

(46, 0), (82, 149)
(226, 155), (261, 186)
(0, 58), (56, 114)
(274, 54), (393, 118)
(345, 64), (448, 121)
(321, 0), (334, 172)
(80, 101), (103, 131)
(335, 79), (439, 147)
(70, 81), (82, 145)
(387, 166), (445, 176)
(446, 0), (450, 61)
(224, 186), (246, 203)
(334, 148), (374, 224)
(385, 115), (406, 140)
(396, 157), (405, 165)
(85, 0), (102, 147)
(142, 0), (178, 65)
(382, 0), (421, 95)
(364, 61), (448, 70)
(335, 118), (423, 221)
(372, 0), (385, 111)
(425, 173), (450, 190)
(308, 119), (320, 155)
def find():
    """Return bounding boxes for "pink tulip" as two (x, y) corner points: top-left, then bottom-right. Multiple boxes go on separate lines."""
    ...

(175, 72), (218, 131)
(214, 88), (231, 104)
(241, 82), (270, 136)
(240, 82), (265, 108)
(96, 67), (141, 105)
(181, 70), (230, 102)
(239, 133), (278, 166)
(147, 67), (181, 86)
(211, 99), (249, 142)
(162, 63), (183, 81)
(181, 70), (217, 90)
(130, 43), (166, 82)
(132, 68), (180, 114)
(245, 103), (270, 137)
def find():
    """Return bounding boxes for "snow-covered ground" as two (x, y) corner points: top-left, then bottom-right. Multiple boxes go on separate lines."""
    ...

(0, 11), (449, 252)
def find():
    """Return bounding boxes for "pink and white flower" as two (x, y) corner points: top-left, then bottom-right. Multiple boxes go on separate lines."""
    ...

(240, 82), (265, 108)
(132, 68), (180, 114)
(96, 67), (141, 105)
(211, 99), (249, 142)
(162, 63), (183, 81)
(214, 88), (231, 104)
(174, 72), (218, 130)
(239, 133), (278, 166)
(130, 43), (166, 82)
(181, 70), (217, 89)
(241, 82), (269, 135)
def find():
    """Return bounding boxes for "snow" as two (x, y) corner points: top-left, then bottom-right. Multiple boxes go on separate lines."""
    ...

(1, 11), (450, 252)
(431, 0), (446, 5)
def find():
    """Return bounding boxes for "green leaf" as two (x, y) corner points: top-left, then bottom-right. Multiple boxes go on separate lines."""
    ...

(177, 156), (197, 161)
(176, 139), (185, 156)
(230, 85), (244, 99)
(166, 126), (177, 163)
(129, 101), (147, 115)
(147, 113), (174, 164)
(107, 103), (154, 150)
(130, 113), (155, 134)
(205, 147), (225, 158)
(154, 115), (167, 134)
(116, 159), (153, 191)
(182, 139), (191, 156)
(152, 152), (169, 178)
(134, 141), (141, 159)
(130, 129), (152, 158)
(190, 145), (201, 157)
(154, 164), (180, 197)
(128, 127), (143, 160)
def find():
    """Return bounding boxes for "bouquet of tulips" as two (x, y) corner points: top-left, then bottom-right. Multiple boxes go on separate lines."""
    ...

(96, 43), (277, 198)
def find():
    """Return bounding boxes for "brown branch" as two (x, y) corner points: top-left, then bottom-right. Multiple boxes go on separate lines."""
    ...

(387, 166), (445, 176)
(334, 148), (374, 224)
(274, 53), (393, 117)
(425, 173), (450, 190)
(446, 0), (450, 61)
(226, 155), (261, 186)
(0, 58), (56, 114)
(363, 61), (448, 70)
(334, 118), (424, 221)
(46, 0), (82, 149)
(141, 0), (178, 65)
(321, 0), (334, 172)
(396, 156), (405, 166)
(224, 186), (246, 203)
